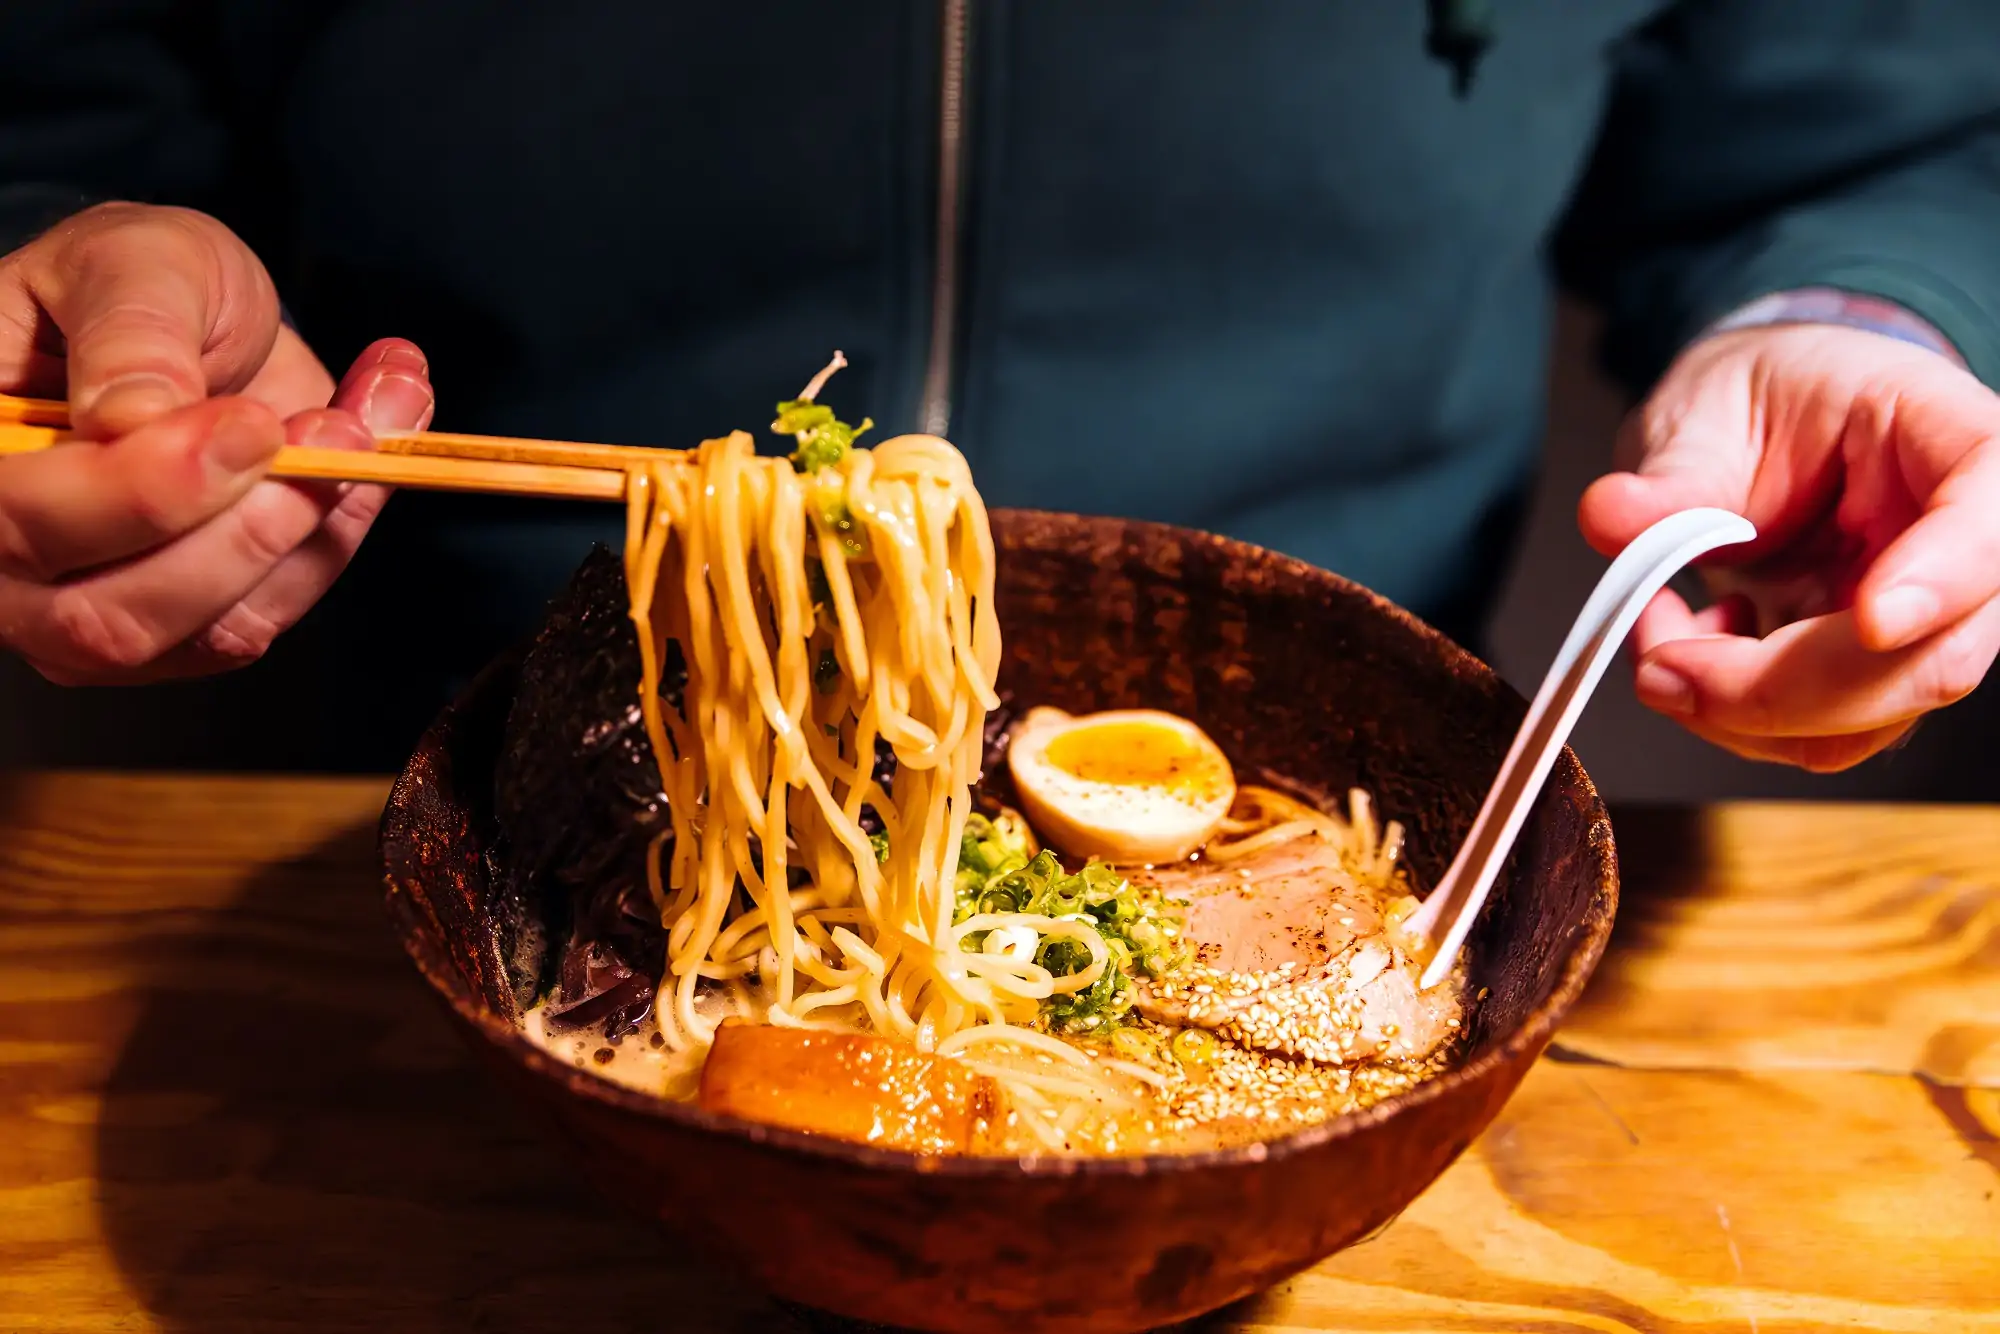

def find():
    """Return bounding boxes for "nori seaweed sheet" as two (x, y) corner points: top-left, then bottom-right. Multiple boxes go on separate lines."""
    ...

(490, 545), (679, 1033)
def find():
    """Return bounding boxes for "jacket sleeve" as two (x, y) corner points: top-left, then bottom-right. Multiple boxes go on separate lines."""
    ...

(1554, 0), (2000, 393)
(0, 2), (232, 253)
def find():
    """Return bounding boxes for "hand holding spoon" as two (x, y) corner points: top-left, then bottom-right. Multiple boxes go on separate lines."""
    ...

(1408, 507), (1757, 989)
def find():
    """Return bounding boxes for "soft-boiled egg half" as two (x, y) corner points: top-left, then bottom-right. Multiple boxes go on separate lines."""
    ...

(1006, 707), (1236, 864)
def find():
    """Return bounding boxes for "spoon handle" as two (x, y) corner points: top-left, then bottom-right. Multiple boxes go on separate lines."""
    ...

(1410, 507), (1757, 989)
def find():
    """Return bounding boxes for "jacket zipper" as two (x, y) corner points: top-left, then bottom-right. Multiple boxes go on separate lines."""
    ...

(919, 0), (971, 437)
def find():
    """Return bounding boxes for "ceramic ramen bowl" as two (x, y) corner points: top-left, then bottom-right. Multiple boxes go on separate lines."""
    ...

(380, 510), (1618, 1334)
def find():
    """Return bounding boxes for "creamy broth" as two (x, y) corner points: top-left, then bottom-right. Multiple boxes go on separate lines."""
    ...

(520, 785), (1465, 1158)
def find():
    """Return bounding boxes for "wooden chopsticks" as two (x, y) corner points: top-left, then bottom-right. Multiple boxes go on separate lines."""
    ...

(0, 393), (634, 502)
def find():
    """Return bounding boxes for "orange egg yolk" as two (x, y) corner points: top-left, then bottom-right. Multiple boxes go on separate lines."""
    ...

(1040, 722), (1227, 802)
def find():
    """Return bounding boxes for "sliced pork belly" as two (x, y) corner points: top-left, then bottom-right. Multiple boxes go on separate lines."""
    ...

(1132, 833), (1460, 1064)
(699, 1023), (1004, 1154)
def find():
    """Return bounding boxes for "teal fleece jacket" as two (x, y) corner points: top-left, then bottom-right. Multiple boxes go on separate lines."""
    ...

(2, 1), (1998, 767)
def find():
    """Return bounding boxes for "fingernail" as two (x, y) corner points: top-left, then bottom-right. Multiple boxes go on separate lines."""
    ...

(376, 344), (429, 375)
(360, 372), (434, 433)
(205, 405), (280, 478)
(82, 373), (187, 431)
(1869, 585), (1940, 650)
(1635, 660), (1695, 715)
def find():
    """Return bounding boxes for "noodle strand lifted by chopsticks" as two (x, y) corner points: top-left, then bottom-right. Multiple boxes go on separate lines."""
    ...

(621, 361), (1070, 1067)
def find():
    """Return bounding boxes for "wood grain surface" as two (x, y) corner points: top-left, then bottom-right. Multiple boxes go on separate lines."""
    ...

(0, 776), (1993, 1332)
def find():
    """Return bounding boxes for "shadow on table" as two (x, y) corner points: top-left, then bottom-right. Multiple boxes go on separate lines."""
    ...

(92, 821), (791, 1333)
(1555, 804), (1713, 1034)
(91, 821), (1271, 1334)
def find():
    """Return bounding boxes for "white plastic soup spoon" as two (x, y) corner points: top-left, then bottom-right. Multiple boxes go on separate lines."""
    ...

(1408, 507), (1757, 990)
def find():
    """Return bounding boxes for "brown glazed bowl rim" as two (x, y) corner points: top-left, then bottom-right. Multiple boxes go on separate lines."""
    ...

(382, 508), (1617, 1181)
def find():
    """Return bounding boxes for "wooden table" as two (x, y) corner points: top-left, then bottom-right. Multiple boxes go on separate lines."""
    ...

(0, 776), (1992, 1332)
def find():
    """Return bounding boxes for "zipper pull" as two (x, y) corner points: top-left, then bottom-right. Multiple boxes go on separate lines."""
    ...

(1426, 0), (1495, 97)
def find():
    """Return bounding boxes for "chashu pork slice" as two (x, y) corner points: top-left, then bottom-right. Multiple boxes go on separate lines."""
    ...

(699, 1023), (1006, 1154)
(1132, 834), (1460, 1064)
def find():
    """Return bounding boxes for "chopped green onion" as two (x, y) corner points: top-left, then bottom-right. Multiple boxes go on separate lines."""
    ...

(775, 400), (873, 474)
(951, 813), (1190, 1035)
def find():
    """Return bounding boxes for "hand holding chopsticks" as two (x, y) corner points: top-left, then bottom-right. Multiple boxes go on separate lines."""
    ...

(0, 382), (646, 686)
(0, 393), (635, 503)
(0, 206), (576, 684)
(0, 206), (631, 503)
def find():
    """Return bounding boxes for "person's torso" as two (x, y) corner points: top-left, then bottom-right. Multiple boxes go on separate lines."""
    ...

(33, 1), (1668, 767)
